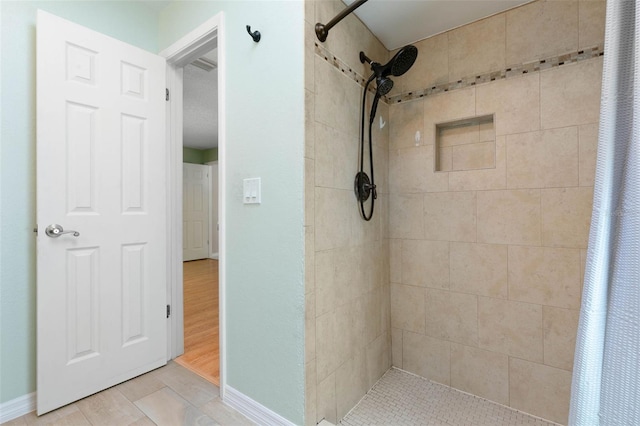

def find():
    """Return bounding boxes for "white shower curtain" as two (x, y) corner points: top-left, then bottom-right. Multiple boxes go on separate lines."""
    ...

(569, 1), (640, 425)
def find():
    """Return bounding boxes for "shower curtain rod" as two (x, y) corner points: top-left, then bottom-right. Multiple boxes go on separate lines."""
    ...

(315, 0), (369, 42)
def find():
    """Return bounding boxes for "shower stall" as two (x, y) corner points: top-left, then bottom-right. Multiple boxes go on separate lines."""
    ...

(305, 0), (603, 425)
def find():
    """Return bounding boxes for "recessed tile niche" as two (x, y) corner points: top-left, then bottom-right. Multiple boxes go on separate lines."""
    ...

(436, 115), (496, 172)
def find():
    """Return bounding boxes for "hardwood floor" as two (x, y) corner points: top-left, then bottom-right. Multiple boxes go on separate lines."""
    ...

(175, 259), (219, 386)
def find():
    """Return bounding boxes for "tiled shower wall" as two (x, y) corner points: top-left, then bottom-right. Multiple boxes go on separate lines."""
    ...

(388, 1), (605, 424)
(304, 1), (392, 425)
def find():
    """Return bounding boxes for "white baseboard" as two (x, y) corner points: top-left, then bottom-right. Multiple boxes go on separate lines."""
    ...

(0, 392), (36, 423)
(209, 252), (219, 260)
(223, 386), (296, 426)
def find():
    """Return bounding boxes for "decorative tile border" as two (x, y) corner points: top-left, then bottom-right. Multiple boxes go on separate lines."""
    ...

(388, 45), (605, 104)
(314, 42), (378, 95)
(314, 41), (604, 105)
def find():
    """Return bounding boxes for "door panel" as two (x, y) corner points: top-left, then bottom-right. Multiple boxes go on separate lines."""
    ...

(183, 163), (210, 261)
(36, 11), (167, 414)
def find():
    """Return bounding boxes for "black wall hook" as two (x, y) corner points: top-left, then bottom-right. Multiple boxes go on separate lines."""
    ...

(246, 25), (261, 43)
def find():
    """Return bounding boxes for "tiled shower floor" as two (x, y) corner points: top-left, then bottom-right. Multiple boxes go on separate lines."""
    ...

(340, 368), (558, 426)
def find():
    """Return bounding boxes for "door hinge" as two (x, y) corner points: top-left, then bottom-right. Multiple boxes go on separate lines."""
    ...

(33, 225), (38, 235)
(166, 88), (170, 101)
(166, 304), (171, 318)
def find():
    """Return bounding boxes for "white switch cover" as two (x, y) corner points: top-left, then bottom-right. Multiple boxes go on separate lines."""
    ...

(243, 178), (261, 204)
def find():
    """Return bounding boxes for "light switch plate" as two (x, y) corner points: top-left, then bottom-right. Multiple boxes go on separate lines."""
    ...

(243, 178), (261, 204)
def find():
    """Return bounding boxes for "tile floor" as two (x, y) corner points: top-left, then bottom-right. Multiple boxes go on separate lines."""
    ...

(3, 362), (254, 426)
(340, 368), (559, 426)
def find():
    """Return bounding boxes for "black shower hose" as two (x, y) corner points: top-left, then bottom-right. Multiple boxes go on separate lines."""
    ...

(358, 75), (377, 221)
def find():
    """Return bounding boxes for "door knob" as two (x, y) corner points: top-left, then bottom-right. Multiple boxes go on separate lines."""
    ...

(45, 224), (80, 238)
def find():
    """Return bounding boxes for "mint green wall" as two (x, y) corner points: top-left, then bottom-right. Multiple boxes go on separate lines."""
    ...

(160, 2), (305, 423)
(203, 147), (218, 163)
(183, 147), (206, 164)
(183, 147), (218, 164)
(0, 0), (160, 405)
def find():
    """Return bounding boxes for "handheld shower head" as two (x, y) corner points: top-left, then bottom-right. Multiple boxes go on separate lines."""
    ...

(376, 76), (394, 96)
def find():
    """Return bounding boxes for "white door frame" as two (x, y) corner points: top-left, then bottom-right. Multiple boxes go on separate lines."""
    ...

(160, 12), (226, 397)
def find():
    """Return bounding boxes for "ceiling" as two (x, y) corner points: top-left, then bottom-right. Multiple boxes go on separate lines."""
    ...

(342, 0), (532, 50)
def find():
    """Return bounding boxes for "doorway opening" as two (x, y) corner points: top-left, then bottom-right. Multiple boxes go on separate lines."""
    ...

(175, 47), (220, 384)
(162, 13), (226, 394)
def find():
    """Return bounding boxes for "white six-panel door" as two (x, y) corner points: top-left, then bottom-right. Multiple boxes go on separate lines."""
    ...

(36, 11), (167, 414)
(183, 163), (210, 261)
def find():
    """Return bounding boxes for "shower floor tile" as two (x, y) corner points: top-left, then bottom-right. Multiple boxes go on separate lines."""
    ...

(340, 368), (559, 426)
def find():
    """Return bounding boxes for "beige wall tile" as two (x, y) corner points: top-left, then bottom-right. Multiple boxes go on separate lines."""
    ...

(449, 136), (507, 191)
(365, 333), (390, 389)
(450, 242), (508, 298)
(401, 240), (450, 289)
(305, 89), (315, 158)
(373, 100), (390, 150)
(403, 331), (451, 385)
(335, 350), (368, 420)
(305, 226), (315, 295)
(389, 145), (448, 193)
(478, 297), (543, 362)
(424, 88), (476, 145)
(316, 311), (338, 382)
(316, 373), (336, 424)
(305, 361), (317, 426)
(510, 358), (572, 424)
(477, 189), (541, 246)
(314, 56), (360, 138)
(314, 123), (357, 191)
(452, 141), (496, 171)
(425, 289), (478, 346)
(305, 159), (315, 227)
(540, 58), (603, 130)
(389, 193), (424, 239)
(509, 245), (582, 309)
(390, 239), (401, 283)
(315, 188), (351, 251)
(335, 302), (366, 367)
(304, 362), (318, 426)
(363, 288), (383, 345)
(579, 123), (598, 187)
(439, 123), (480, 148)
(543, 306), (580, 371)
(438, 147), (453, 171)
(390, 100), (424, 150)
(476, 74), (540, 136)
(451, 344), (509, 405)
(506, 1), (578, 66)
(315, 249), (336, 317)
(449, 14), (506, 80)
(391, 327), (403, 368)
(391, 284), (426, 334)
(398, 33), (449, 93)
(305, 23), (315, 93)
(579, 1), (606, 48)
(424, 192), (476, 242)
(306, 291), (316, 364)
(542, 187), (593, 248)
(506, 127), (579, 189)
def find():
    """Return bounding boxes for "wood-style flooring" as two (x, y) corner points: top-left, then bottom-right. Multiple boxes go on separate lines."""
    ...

(174, 259), (220, 386)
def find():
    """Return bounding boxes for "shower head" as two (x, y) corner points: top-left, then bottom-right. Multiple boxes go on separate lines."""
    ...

(389, 45), (418, 76)
(360, 44), (418, 79)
